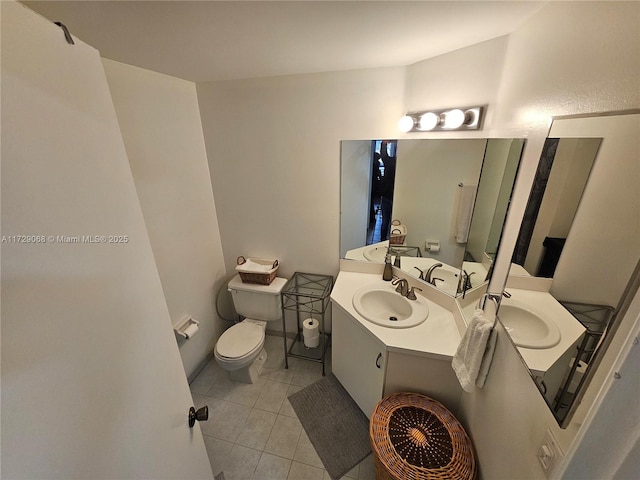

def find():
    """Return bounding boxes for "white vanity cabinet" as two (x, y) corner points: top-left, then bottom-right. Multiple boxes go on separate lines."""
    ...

(330, 270), (465, 418)
(332, 303), (387, 418)
(384, 351), (462, 414)
(332, 302), (463, 417)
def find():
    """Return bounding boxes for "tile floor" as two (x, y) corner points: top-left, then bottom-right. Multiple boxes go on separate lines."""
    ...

(366, 201), (384, 245)
(190, 334), (375, 480)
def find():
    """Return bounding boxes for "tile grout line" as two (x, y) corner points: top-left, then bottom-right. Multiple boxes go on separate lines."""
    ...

(193, 334), (337, 479)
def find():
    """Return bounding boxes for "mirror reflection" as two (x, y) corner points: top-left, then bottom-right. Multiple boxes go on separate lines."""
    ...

(340, 138), (524, 297)
(501, 112), (640, 427)
(512, 137), (602, 277)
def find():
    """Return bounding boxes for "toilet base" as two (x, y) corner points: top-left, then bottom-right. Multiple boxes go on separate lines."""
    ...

(229, 348), (268, 384)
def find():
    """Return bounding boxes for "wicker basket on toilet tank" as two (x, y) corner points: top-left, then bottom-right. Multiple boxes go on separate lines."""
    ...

(388, 219), (407, 245)
(235, 256), (279, 285)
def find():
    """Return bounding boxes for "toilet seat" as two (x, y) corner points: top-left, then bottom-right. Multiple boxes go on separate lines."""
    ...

(216, 321), (264, 360)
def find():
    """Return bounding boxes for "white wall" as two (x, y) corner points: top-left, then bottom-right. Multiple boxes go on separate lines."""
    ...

(404, 35), (509, 125)
(340, 140), (372, 257)
(196, 67), (405, 282)
(391, 139), (487, 266)
(102, 59), (227, 378)
(485, 139), (522, 255)
(465, 139), (512, 261)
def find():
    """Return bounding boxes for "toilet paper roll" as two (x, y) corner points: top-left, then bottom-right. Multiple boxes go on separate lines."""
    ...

(182, 323), (199, 339)
(426, 242), (440, 252)
(303, 318), (320, 348)
(303, 318), (319, 335)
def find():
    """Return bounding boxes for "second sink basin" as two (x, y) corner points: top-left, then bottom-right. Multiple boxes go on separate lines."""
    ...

(352, 285), (429, 328)
(428, 268), (460, 296)
(499, 300), (561, 349)
(363, 245), (388, 263)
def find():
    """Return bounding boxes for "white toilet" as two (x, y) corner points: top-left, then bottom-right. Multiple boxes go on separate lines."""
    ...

(214, 274), (287, 383)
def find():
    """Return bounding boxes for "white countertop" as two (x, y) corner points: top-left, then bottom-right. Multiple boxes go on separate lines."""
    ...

(344, 242), (487, 296)
(331, 271), (461, 359)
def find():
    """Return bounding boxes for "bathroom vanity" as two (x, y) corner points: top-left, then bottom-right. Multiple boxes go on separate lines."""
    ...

(330, 265), (464, 417)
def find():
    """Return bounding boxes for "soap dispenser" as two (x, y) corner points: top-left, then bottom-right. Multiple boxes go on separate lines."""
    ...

(383, 253), (393, 281)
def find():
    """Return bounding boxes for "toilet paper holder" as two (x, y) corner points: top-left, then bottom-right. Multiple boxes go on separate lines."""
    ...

(425, 240), (440, 252)
(174, 315), (200, 339)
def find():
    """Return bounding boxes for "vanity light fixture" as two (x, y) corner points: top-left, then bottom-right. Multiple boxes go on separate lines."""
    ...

(398, 106), (485, 133)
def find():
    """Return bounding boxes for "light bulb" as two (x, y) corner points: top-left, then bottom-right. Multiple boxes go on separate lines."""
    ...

(418, 112), (439, 131)
(464, 108), (480, 127)
(397, 115), (415, 133)
(442, 109), (465, 129)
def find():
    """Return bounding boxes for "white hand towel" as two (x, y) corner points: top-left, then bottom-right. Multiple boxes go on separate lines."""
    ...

(241, 259), (273, 272)
(476, 324), (497, 389)
(452, 308), (496, 392)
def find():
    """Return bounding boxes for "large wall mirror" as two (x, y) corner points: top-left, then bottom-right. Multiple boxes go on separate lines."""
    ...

(340, 138), (525, 297)
(502, 112), (640, 427)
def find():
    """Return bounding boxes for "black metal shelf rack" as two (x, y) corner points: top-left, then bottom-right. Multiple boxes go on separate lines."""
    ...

(281, 272), (333, 375)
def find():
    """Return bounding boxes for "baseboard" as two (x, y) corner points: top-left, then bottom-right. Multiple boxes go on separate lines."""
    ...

(187, 351), (214, 385)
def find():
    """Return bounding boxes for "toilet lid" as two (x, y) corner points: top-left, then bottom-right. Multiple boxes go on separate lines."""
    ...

(217, 322), (263, 359)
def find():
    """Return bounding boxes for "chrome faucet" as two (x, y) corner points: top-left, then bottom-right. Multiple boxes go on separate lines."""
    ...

(413, 266), (426, 281)
(392, 277), (422, 300)
(457, 270), (476, 294)
(465, 271), (476, 290)
(392, 277), (410, 297)
(424, 263), (443, 284)
(406, 286), (423, 300)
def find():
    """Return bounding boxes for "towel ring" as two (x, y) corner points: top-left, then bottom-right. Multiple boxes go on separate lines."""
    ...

(478, 293), (500, 330)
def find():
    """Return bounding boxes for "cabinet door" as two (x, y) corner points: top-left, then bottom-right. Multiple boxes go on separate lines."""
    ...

(384, 351), (463, 414)
(332, 303), (386, 418)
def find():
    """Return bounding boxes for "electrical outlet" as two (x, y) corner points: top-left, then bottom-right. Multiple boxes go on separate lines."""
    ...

(537, 430), (564, 477)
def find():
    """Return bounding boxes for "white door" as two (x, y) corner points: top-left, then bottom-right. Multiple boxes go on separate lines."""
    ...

(1, 2), (213, 478)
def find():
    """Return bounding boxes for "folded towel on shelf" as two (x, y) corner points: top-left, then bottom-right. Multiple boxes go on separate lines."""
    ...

(452, 308), (497, 392)
(455, 184), (477, 243)
(239, 259), (274, 273)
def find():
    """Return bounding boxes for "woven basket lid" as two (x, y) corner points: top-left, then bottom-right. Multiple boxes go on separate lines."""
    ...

(370, 392), (477, 480)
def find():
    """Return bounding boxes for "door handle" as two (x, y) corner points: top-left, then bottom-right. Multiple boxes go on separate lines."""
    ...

(375, 353), (383, 369)
(188, 405), (209, 428)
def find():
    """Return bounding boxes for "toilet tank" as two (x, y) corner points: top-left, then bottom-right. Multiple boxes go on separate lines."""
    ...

(228, 275), (287, 321)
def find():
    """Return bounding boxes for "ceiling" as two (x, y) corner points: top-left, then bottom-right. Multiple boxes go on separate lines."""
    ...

(22, 1), (547, 83)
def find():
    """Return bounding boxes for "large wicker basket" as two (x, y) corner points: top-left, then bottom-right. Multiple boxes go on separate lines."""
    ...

(370, 393), (477, 480)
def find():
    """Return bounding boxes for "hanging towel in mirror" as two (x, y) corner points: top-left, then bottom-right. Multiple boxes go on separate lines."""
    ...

(455, 184), (477, 243)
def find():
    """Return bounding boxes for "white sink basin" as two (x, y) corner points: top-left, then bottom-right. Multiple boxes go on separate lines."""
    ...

(363, 245), (388, 262)
(352, 285), (429, 328)
(499, 301), (561, 349)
